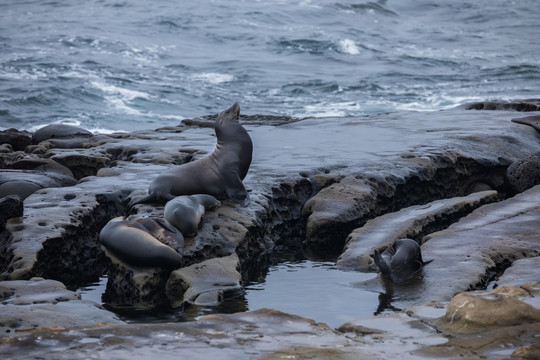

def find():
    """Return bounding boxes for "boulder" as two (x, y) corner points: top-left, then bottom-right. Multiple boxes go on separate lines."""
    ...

(31, 124), (93, 145)
(166, 253), (243, 307)
(506, 154), (540, 193)
(440, 288), (540, 333)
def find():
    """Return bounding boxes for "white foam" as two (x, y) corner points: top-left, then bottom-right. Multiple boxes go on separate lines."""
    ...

(191, 72), (234, 84)
(339, 39), (360, 55)
(27, 119), (83, 133)
(90, 81), (150, 101)
(302, 101), (363, 117)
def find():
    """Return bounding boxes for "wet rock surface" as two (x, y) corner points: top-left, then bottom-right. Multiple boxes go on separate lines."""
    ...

(0, 277), (123, 334)
(1, 105), (540, 358)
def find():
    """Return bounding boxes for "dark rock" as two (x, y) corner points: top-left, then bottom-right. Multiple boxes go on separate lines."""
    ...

(31, 124), (93, 145)
(7, 158), (74, 177)
(101, 248), (172, 310)
(50, 152), (111, 179)
(0, 195), (23, 229)
(461, 99), (540, 112)
(0, 128), (32, 151)
(0, 169), (77, 200)
(506, 154), (540, 193)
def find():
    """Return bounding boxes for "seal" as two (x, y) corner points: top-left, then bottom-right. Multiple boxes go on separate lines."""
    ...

(128, 216), (185, 253)
(164, 194), (221, 237)
(129, 103), (253, 209)
(99, 217), (183, 268)
(373, 238), (433, 284)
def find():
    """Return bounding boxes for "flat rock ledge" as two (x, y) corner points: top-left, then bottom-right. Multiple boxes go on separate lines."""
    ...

(1, 282), (539, 360)
(1, 105), (540, 358)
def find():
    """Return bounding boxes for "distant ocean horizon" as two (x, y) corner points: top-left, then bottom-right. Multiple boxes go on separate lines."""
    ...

(1, 0), (539, 133)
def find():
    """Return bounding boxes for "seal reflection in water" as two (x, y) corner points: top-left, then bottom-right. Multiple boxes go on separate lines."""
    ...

(373, 238), (433, 284)
(129, 102), (253, 209)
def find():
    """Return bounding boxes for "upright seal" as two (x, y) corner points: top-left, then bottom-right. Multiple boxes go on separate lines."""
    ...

(130, 103), (253, 208)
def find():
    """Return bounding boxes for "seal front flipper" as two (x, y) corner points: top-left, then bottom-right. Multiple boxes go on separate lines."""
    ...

(224, 172), (250, 206)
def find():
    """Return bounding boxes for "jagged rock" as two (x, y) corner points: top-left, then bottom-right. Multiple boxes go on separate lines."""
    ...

(337, 190), (498, 271)
(31, 124), (93, 145)
(1, 105), (540, 359)
(0, 180), (131, 284)
(506, 154), (540, 193)
(166, 253), (242, 307)
(301, 149), (511, 249)
(102, 248), (172, 310)
(0, 277), (123, 333)
(440, 287), (540, 333)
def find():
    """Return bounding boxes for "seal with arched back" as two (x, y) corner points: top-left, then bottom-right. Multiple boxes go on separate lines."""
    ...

(373, 238), (433, 284)
(129, 103), (252, 209)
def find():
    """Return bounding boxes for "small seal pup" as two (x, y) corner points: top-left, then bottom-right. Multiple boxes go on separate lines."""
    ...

(373, 238), (433, 284)
(164, 194), (221, 237)
(129, 102), (253, 209)
(99, 217), (183, 269)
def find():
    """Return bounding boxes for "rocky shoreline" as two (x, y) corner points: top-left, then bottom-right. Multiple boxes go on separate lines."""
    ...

(1, 100), (540, 359)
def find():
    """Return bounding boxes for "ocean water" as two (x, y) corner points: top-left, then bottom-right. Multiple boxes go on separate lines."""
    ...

(1, 0), (539, 133)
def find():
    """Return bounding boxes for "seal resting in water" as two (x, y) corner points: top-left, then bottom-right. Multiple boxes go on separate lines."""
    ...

(129, 102), (253, 209)
(164, 194), (221, 237)
(373, 238), (433, 284)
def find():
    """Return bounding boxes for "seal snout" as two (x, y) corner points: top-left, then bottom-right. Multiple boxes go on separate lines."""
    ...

(218, 102), (241, 125)
(228, 102), (241, 120)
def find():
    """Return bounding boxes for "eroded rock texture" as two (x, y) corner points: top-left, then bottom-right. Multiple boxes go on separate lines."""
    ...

(0, 104), (540, 359)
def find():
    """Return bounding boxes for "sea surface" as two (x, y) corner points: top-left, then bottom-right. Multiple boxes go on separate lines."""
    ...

(1, 0), (539, 132)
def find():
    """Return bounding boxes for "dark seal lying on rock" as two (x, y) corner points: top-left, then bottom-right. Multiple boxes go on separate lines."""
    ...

(373, 238), (433, 284)
(99, 217), (183, 269)
(129, 102), (253, 208)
